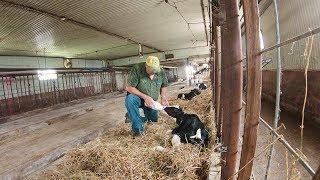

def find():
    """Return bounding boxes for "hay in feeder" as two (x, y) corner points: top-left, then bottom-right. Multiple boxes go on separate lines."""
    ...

(41, 89), (215, 180)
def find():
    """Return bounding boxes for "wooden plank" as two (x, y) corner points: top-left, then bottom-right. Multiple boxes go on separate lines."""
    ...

(238, 0), (262, 179)
(214, 26), (222, 140)
(220, 0), (243, 179)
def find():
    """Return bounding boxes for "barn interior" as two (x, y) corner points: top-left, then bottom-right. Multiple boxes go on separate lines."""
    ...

(0, 0), (320, 179)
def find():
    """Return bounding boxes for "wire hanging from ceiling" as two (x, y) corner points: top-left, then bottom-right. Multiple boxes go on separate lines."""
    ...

(164, 0), (197, 44)
(74, 43), (136, 57)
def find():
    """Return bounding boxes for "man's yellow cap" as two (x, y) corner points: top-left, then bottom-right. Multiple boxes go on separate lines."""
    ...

(145, 56), (161, 72)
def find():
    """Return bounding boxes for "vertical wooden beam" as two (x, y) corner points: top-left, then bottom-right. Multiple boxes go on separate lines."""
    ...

(238, 0), (262, 179)
(313, 165), (320, 180)
(220, 0), (243, 179)
(210, 26), (215, 110)
(214, 26), (222, 140)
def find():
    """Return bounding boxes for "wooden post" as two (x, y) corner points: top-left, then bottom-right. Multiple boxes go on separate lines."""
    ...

(220, 0), (243, 179)
(238, 0), (262, 179)
(313, 165), (320, 180)
(210, 29), (215, 109)
(214, 26), (222, 140)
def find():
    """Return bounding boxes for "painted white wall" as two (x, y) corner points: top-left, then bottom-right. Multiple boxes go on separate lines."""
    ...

(115, 72), (128, 91)
(258, 0), (320, 70)
(109, 53), (165, 67)
(109, 46), (210, 67)
(177, 65), (187, 80)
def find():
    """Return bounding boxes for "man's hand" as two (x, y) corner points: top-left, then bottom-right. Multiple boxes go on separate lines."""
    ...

(143, 95), (155, 108)
(161, 96), (169, 106)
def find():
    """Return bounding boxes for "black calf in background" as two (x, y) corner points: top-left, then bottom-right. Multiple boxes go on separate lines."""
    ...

(177, 88), (201, 100)
(164, 106), (209, 147)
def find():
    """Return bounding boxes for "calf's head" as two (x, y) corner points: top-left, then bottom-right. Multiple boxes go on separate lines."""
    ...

(164, 106), (184, 118)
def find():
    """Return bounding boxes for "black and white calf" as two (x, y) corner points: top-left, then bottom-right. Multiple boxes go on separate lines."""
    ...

(197, 83), (207, 90)
(194, 83), (207, 90)
(164, 106), (209, 147)
(177, 88), (201, 100)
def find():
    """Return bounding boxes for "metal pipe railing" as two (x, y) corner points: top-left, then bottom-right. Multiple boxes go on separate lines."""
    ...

(241, 101), (316, 176)
(0, 70), (127, 118)
(260, 26), (320, 55)
(259, 117), (316, 176)
(265, 0), (282, 178)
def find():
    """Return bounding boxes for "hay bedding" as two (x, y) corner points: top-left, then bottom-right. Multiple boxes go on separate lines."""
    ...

(42, 89), (215, 180)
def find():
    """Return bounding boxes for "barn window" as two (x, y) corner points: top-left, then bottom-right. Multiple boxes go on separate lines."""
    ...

(37, 70), (58, 80)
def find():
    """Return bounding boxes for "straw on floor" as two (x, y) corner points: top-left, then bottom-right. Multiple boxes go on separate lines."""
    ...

(41, 89), (215, 180)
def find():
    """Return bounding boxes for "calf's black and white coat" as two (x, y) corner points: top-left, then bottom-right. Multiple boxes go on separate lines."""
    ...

(177, 88), (201, 100)
(164, 106), (209, 148)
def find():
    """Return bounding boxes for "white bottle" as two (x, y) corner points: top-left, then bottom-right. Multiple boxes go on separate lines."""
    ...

(152, 101), (164, 110)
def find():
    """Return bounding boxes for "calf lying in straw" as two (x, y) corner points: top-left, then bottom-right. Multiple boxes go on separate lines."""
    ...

(196, 83), (207, 90)
(177, 88), (201, 100)
(163, 106), (209, 148)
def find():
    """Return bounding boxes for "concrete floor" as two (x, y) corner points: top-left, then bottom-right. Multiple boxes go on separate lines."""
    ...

(251, 100), (320, 179)
(0, 93), (127, 179)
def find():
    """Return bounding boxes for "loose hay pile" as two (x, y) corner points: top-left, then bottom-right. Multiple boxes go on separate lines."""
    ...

(42, 88), (215, 180)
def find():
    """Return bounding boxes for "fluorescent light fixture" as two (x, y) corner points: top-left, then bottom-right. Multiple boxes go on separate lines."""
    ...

(38, 70), (57, 81)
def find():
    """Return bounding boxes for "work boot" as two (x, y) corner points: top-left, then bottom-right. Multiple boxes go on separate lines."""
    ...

(125, 112), (131, 123)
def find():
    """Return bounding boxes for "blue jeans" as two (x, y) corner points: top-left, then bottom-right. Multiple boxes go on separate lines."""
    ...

(125, 94), (158, 135)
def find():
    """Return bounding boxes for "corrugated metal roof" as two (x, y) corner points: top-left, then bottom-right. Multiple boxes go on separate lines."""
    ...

(0, 0), (210, 60)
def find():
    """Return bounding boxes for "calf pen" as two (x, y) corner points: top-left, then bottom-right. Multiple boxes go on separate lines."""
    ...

(0, 68), (128, 120)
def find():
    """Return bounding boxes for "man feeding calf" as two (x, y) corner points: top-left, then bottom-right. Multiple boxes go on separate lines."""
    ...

(125, 56), (169, 136)
(125, 56), (209, 149)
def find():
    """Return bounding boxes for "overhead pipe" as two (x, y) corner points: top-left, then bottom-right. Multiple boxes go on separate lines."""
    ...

(260, 26), (320, 54)
(265, 0), (282, 178)
(240, 26), (320, 63)
(238, 0), (262, 179)
(0, 0), (163, 53)
(220, 0), (243, 179)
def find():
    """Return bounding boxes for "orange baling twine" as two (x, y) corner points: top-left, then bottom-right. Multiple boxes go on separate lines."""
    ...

(300, 31), (314, 152)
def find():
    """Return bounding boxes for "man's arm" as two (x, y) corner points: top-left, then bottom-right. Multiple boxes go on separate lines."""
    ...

(160, 86), (169, 106)
(126, 85), (148, 99)
(126, 85), (154, 107)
